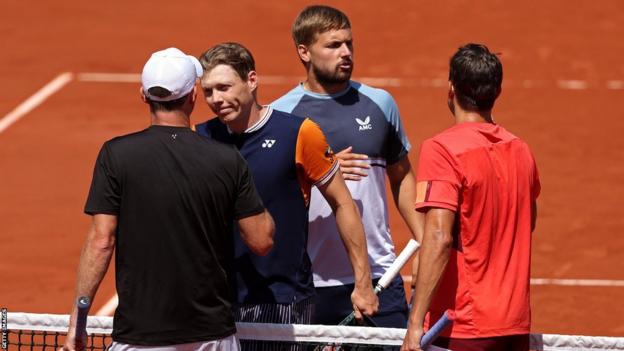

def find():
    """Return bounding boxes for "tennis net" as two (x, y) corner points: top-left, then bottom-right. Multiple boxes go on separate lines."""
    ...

(3, 311), (624, 351)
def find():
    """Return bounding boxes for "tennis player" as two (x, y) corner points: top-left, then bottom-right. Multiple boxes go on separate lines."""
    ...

(272, 5), (422, 328)
(401, 44), (541, 351)
(61, 47), (274, 351)
(195, 42), (378, 349)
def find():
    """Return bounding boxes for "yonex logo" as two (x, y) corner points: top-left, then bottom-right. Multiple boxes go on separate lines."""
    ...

(262, 139), (276, 148)
(356, 116), (372, 131)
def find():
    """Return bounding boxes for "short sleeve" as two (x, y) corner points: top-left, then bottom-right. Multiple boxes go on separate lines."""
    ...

(233, 151), (266, 219)
(381, 92), (411, 165)
(531, 154), (541, 200)
(414, 139), (462, 212)
(356, 84), (412, 165)
(295, 119), (339, 187)
(84, 143), (121, 215)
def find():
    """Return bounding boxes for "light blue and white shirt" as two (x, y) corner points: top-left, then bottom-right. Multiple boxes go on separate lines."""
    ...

(272, 81), (411, 287)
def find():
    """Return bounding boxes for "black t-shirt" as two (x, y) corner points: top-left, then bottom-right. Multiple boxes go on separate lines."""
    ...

(84, 125), (264, 346)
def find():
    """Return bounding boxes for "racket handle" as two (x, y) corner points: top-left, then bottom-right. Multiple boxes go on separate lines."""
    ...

(338, 311), (356, 326)
(338, 240), (420, 326)
(420, 310), (454, 349)
(75, 296), (91, 340)
(377, 239), (420, 289)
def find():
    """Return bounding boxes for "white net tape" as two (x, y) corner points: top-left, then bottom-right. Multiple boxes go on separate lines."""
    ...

(6, 312), (624, 350)
(530, 333), (624, 351)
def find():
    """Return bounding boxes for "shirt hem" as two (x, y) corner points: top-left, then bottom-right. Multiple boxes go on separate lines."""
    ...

(446, 326), (531, 339)
(112, 328), (236, 346)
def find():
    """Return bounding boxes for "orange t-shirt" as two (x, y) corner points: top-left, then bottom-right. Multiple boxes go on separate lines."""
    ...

(415, 122), (540, 338)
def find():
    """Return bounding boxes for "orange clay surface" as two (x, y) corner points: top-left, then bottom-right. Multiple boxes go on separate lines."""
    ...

(1, 0), (623, 337)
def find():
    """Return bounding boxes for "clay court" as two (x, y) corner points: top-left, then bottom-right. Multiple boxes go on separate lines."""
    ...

(1, 0), (623, 339)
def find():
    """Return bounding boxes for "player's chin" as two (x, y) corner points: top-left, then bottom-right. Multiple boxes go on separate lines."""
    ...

(217, 113), (235, 124)
(335, 69), (352, 81)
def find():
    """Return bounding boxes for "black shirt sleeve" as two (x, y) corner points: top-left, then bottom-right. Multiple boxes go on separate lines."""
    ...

(233, 151), (265, 219)
(84, 142), (121, 215)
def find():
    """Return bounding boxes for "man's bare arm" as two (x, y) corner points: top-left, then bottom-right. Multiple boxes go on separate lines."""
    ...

(402, 208), (454, 351)
(237, 209), (275, 256)
(386, 156), (424, 292)
(387, 156), (423, 243)
(62, 214), (117, 351)
(317, 171), (379, 319)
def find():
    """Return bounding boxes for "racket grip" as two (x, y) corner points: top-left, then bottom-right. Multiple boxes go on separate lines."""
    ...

(75, 296), (91, 340)
(377, 239), (420, 289)
(420, 310), (454, 349)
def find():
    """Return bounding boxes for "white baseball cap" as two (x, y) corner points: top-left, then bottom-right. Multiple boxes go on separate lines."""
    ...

(141, 47), (203, 102)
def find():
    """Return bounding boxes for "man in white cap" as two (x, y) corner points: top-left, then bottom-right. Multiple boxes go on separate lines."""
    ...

(62, 47), (275, 351)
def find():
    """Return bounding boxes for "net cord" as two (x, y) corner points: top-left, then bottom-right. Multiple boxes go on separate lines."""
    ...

(7, 312), (624, 350)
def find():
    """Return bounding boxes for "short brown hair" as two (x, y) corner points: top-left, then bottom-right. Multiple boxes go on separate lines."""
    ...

(449, 43), (503, 111)
(199, 42), (255, 81)
(146, 87), (189, 112)
(292, 5), (351, 46)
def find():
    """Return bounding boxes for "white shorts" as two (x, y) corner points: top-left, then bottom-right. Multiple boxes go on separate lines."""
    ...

(109, 334), (240, 351)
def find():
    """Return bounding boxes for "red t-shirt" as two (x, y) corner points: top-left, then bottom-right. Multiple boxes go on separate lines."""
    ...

(415, 122), (540, 338)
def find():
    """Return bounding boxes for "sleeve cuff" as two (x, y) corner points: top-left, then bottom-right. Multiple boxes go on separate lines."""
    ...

(415, 201), (457, 213)
(313, 161), (340, 187)
(84, 208), (119, 216)
(234, 205), (266, 220)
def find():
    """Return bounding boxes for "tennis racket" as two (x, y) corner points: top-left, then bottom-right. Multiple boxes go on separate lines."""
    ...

(338, 239), (421, 326)
(420, 310), (455, 349)
(75, 296), (91, 347)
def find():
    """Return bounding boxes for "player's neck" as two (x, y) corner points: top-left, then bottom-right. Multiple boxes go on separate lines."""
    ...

(303, 78), (349, 95)
(454, 106), (494, 124)
(246, 103), (268, 130)
(228, 103), (267, 134)
(151, 111), (191, 128)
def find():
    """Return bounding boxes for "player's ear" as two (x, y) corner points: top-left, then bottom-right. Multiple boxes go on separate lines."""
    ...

(190, 86), (197, 104)
(247, 70), (258, 92)
(297, 44), (311, 63)
(448, 82), (455, 99)
(140, 87), (148, 104)
(447, 82), (456, 115)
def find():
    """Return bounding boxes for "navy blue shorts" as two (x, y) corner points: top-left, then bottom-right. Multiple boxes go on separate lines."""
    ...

(312, 276), (408, 328)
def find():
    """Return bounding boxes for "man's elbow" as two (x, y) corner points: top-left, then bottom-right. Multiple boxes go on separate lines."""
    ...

(87, 227), (116, 253)
(253, 237), (274, 256)
(90, 215), (118, 252)
(91, 239), (115, 253)
(254, 219), (274, 256)
(251, 215), (275, 256)
(429, 228), (453, 251)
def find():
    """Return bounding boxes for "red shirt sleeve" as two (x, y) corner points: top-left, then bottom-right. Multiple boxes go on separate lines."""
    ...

(530, 153), (541, 200)
(414, 139), (462, 212)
